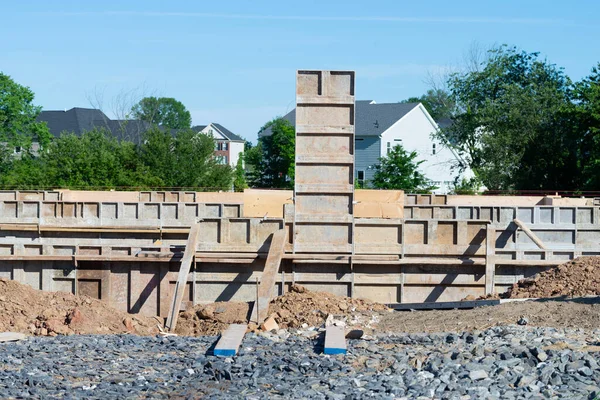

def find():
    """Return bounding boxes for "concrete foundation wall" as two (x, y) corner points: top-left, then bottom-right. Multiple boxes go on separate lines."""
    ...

(0, 192), (598, 315)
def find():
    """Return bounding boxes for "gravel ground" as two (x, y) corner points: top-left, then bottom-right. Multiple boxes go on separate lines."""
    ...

(1, 326), (600, 399)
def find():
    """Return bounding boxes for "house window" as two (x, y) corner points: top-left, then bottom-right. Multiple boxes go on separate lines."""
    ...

(14, 146), (21, 154)
(223, 142), (228, 151)
(432, 143), (436, 155)
(357, 170), (365, 188)
(387, 142), (391, 154)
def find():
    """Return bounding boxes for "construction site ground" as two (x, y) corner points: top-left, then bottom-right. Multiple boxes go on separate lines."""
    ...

(2, 258), (600, 398)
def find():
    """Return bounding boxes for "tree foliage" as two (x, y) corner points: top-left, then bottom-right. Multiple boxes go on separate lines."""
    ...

(131, 97), (192, 129)
(573, 64), (600, 189)
(401, 88), (455, 120)
(0, 72), (52, 151)
(443, 45), (577, 190)
(0, 127), (234, 191)
(246, 118), (295, 189)
(372, 145), (436, 192)
(233, 157), (247, 192)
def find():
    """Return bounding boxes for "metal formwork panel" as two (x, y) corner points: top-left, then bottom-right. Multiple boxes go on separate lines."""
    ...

(294, 70), (355, 253)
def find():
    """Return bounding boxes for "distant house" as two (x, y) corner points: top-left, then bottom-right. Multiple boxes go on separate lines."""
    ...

(192, 123), (245, 167)
(37, 107), (153, 145)
(260, 100), (473, 194)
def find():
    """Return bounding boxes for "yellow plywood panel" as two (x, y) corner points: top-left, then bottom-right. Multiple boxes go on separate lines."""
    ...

(355, 189), (403, 203)
(194, 192), (243, 204)
(243, 189), (293, 218)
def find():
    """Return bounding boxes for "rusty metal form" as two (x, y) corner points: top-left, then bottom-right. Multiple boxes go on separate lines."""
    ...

(293, 70), (356, 253)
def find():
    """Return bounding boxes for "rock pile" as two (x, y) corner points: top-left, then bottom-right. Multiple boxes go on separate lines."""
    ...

(507, 256), (600, 298)
(1, 326), (599, 398)
(0, 278), (159, 336)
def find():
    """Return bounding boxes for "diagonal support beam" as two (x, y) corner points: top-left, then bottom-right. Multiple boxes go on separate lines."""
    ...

(513, 218), (547, 250)
(250, 229), (287, 324)
(165, 223), (201, 331)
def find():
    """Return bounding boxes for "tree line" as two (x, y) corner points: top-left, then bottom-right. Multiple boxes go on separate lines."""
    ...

(0, 72), (246, 191)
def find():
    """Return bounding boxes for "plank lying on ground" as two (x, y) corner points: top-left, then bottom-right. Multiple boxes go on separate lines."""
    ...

(513, 218), (547, 250)
(387, 298), (532, 310)
(324, 325), (347, 355)
(250, 229), (287, 324)
(165, 223), (202, 332)
(0, 332), (27, 342)
(214, 324), (247, 357)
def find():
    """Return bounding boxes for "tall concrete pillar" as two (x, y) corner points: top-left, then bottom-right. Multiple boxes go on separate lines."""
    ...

(294, 70), (356, 253)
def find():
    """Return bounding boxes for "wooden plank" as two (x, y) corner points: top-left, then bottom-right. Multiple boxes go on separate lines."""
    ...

(250, 229), (287, 324)
(243, 189), (292, 218)
(485, 225), (496, 295)
(513, 218), (547, 250)
(214, 324), (247, 357)
(324, 325), (347, 355)
(0, 332), (27, 342)
(165, 223), (201, 331)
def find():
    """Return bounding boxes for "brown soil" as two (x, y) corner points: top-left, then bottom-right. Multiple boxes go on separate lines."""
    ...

(175, 302), (251, 336)
(376, 297), (600, 334)
(269, 284), (388, 328)
(505, 256), (600, 299)
(0, 278), (159, 336)
(175, 284), (389, 335)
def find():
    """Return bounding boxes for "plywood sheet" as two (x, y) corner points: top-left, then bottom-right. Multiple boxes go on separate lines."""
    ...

(243, 189), (293, 218)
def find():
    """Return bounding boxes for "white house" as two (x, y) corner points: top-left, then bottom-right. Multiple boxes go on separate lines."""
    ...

(192, 123), (245, 167)
(261, 100), (473, 194)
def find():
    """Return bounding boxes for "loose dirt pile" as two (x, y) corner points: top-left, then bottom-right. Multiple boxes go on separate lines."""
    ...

(506, 256), (600, 299)
(269, 284), (388, 328)
(176, 302), (250, 336)
(176, 284), (388, 335)
(0, 278), (159, 336)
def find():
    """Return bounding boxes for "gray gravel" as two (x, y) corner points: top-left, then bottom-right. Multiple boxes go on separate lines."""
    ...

(1, 326), (600, 399)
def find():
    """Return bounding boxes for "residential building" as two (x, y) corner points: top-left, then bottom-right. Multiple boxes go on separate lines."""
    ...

(37, 107), (153, 145)
(260, 100), (473, 194)
(193, 123), (245, 167)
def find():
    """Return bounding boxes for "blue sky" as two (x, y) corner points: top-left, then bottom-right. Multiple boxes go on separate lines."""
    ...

(2, 1), (599, 142)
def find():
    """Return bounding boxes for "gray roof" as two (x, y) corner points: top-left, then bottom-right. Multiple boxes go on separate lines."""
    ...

(37, 107), (156, 144)
(436, 118), (453, 129)
(211, 123), (245, 142)
(191, 123), (245, 142)
(191, 125), (207, 132)
(260, 101), (422, 137)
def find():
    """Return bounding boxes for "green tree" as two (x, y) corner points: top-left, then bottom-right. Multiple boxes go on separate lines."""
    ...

(41, 128), (161, 189)
(247, 118), (295, 188)
(0, 72), (52, 152)
(372, 145), (436, 192)
(401, 88), (455, 120)
(233, 157), (247, 192)
(573, 64), (600, 190)
(131, 97), (192, 129)
(140, 128), (234, 190)
(444, 45), (575, 190)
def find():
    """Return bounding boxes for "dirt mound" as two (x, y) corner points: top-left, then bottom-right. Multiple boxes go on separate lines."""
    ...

(506, 256), (600, 299)
(0, 278), (159, 336)
(175, 284), (388, 335)
(269, 284), (388, 329)
(175, 302), (250, 336)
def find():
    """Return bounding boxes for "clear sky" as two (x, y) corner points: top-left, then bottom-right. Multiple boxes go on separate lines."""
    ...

(2, 1), (599, 142)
